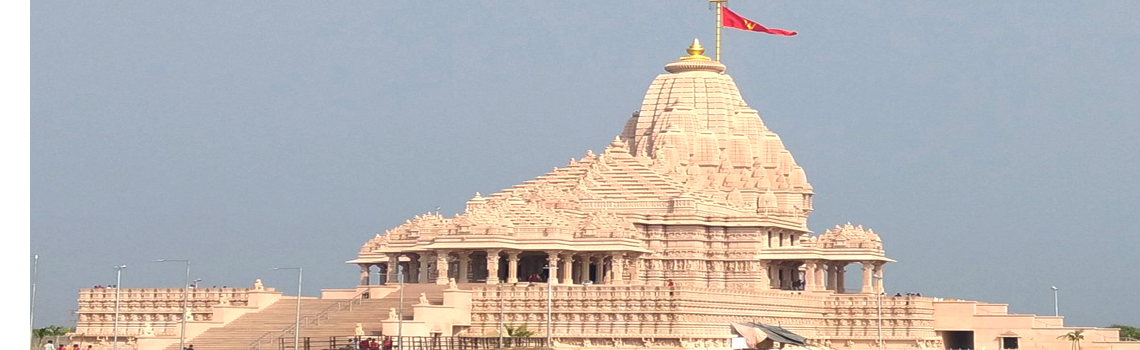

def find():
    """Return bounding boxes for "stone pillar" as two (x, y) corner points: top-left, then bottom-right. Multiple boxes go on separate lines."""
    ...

(578, 255), (591, 284)
(560, 253), (574, 285)
(780, 263), (793, 290)
(435, 250), (451, 285)
(826, 263), (838, 292)
(874, 262), (885, 293)
(545, 251), (561, 285)
(610, 252), (625, 285)
(752, 260), (768, 290)
(592, 256), (605, 284)
(815, 262), (826, 291)
(861, 261), (875, 294)
(359, 264), (370, 286)
(485, 249), (501, 284)
(804, 261), (817, 291)
(419, 253), (432, 284)
(628, 254), (642, 285)
(457, 252), (471, 283)
(506, 251), (520, 284)
(836, 263), (847, 293)
(386, 254), (401, 283)
(408, 255), (421, 283)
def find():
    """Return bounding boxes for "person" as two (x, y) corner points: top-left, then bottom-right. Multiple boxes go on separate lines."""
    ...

(382, 336), (393, 350)
(73, 344), (80, 350)
(59, 345), (66, 350)
(527, 273), (540, 283)
(359, 338), (369, 350)
(44, 340), (55, 350)
(369, 338), (380, 350)
(184, 345), (194, 350)
(666, 278), (675, 296)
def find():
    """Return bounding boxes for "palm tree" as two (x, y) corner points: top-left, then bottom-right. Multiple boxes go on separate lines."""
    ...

(1058, 329), (1085, 350)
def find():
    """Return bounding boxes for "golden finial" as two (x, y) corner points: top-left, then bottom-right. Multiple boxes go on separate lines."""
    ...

(680, 38), (710, 61)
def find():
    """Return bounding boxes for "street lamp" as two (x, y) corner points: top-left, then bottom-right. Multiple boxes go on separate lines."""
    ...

(872, 274), (883, 350)
(154, 259), (191, 350)
(272, 268), (303, 350)
(1051, 286), (1060, 317)
(31, 255), (39, 332)
(192, 278), (202, 289)
(543, 265), (557, 348)
(397, 264), (404, 350)
(497, 281), (504, 348)
(113, 265), (127, 350)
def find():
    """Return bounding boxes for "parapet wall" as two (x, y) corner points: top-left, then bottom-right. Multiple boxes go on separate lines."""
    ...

(75, 287), (272, 337)
(465, 284), (937, 349)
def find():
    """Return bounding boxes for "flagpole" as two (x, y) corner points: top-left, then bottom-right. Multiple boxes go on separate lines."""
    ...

(712, 0), (725, 61)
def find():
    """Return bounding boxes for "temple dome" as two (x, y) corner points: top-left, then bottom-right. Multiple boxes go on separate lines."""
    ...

(621, 41), (811, 196)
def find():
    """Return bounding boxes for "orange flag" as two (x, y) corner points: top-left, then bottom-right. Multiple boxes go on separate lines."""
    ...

(722, 6), (797, 36)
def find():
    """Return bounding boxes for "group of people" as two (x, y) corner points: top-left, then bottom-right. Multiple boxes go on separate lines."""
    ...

(894, 292), (922, 297)
(356, 337), (393, 350)
(43, 341), (91, 350)
(91, 285), (117, 289)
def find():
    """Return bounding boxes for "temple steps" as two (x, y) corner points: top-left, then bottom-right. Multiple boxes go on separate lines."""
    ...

(161, 297), (339, 350)
(170, 284), (448, 350)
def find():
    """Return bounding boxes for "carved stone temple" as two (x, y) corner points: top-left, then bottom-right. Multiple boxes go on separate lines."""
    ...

(70, 41), (1138, 350)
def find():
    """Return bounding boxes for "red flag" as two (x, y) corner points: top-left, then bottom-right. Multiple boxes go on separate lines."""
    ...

(721, 6), (797, 36)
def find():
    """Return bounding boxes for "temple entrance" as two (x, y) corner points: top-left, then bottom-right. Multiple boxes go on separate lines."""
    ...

(517, 252), (548, 282)
(940, 330), (974, 350)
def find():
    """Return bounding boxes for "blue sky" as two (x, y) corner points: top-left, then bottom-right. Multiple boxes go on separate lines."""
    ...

(31, 1), (1139, 328)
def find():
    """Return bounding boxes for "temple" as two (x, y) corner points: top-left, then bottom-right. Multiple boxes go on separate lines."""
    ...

(351, 40), (890, 295)
(68, 40), (1138, 350)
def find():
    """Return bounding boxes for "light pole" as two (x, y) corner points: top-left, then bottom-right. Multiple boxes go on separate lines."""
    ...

(397, 264), (404, 350)
(873, 274), (883, 350)
(273, 268), (303, 350)
(154, 259), (191, 350)
(543, 265), (557, 348)
(192, 278), (202, 289)
(497, 282), (504, 348)
(31, 254), (38, 331)
(113, 265), (127, 350)
(1051, 286), (1060, 317)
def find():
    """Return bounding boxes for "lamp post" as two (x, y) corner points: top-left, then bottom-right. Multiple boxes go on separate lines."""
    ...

(31, 254), (38, 332)
(497, 281), (504, 348)
(273, 268), (303, 350)
(154, 259), (191, 350)
(397, 264), (404, 350)
(192, 278), (202, 289)
(113, 265), (127, 350)
(1051, 286), (1060, 317)
(543, 265), (557, 348)
(872, 274), (883, 350)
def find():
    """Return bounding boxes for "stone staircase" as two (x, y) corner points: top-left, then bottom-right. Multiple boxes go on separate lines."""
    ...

(160, 297), (339, 350)
(293, 284), (447, 339)
(171, 284), (449, 350)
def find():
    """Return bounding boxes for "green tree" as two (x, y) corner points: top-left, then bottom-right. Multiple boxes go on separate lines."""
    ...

(1110, 324), (1140, 341)
(1058, 330), (1085, 350)
(32, 325), (73, 348)
(504, 324), (536, 338)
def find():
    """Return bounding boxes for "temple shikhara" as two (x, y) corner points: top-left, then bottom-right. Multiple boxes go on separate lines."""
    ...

(70, 41), (1137, 350)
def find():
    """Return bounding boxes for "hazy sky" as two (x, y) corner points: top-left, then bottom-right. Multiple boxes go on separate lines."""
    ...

(31, 1), (1140, 328)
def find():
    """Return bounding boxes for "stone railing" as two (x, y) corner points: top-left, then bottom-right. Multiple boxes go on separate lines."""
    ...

(821, 294), (937, 339)
(75, 287), (258, 336)
(466, 285), (834, 338)
(465, 285), (939, 342)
